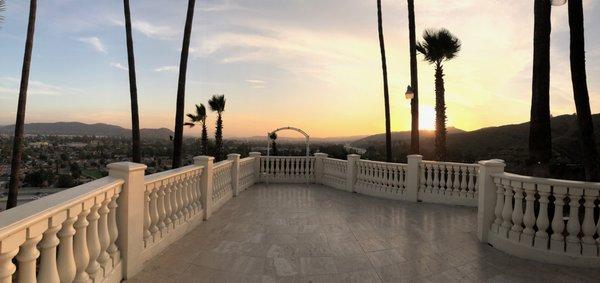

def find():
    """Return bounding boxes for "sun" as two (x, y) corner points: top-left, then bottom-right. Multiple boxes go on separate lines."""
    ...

(419, 106), (436, 130)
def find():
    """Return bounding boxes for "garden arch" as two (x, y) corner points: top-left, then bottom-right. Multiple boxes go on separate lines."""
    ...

(266, 127), (310, 157)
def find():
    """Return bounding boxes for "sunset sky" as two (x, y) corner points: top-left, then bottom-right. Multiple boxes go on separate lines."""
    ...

(0, 0), (599, 138)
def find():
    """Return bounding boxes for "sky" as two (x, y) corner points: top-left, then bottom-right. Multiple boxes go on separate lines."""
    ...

(0, 0), (599, 138)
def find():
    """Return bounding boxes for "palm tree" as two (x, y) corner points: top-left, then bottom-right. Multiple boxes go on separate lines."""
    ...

(172, 0), (197, 169)
(376, 0), (392, 162)
(407, 0), (420, 154)
(416, 28), (461, 161)
(529, 0), (552, 177)
(123, 0), (141, 163)
(568, 0), (599, 181)
(269, 132), (278, 156)
(184, 104), (208, 155)
(7, 0), (37, 209)
(209, 95), (226, 161)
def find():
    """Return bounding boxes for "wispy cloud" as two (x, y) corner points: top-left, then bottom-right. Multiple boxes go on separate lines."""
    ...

(154, 66), (178, 73)
(109, 18), (178, 40)
(200, 0), (243, 12)
(77, 37), (107, 53)
(0, 77), (82, 97)
(110, 62), (128, 71)
(245, 79), (266, 88)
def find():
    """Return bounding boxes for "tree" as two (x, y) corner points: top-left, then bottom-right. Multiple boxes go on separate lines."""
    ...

(184, 104), (208, 155)
(209, 95), (226, 161)
(376, 0), (392, 162)
(6, 0), (37, 209)
(172, 0), (197, 169)
(416, 28), (461, 161)
(568, 0), (599, 181)
(56, 174), (76, 188)
(269, 132), (278, 156)
(123, 0), (141, 163)
(407, 0), (420, 154)
(0, 0), (5, 27)
(529, 0), (552, 177)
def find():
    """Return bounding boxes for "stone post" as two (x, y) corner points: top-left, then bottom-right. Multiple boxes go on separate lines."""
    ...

(249, 152), (261, 184)
(406, 155), (423, 202)
(227, 154), (241, 196)
(346, 154), (361, 192)
(477, 159), (505, 242)
(314, 153), (328, 184)
(107, 162), (147, 279)
(194, 156), (214, 220)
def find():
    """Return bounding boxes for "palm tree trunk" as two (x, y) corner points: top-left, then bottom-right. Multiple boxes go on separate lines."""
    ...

(201, 122), (208, 155)
(569, 0), (599, 181)
(172, 0), (197, 169)
(529, 0), (552, 177)
(214, 114), (223, 161)
(407, 0), (419, 154)
(434, 62), (447, 161)
(6, 0), (37, 209)
(377, 0), (392, 162)
(123, 0), (141, 164)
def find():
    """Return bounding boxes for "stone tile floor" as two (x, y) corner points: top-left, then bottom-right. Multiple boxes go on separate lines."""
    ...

(128, 184), (600, 282)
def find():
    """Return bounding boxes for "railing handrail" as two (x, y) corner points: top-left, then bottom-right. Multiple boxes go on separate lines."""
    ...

(358, 159), (407, 166)
(492, 172), (600, 190)
(0, 176), (124, 239)
(144, 164), (203, 184)
(214, 160), (233, 169)
(324, 157), (347, 163)
(260, 156), (315, 159)
(421, 160), (479, 167)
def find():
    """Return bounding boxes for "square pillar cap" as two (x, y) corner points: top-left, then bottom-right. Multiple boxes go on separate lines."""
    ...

(194, 156), (215, 162)
(478, 159), (505, 167)
(314, 153), (328, 157)
(227, 153), (241, 159)
(107, 162), (147, 172)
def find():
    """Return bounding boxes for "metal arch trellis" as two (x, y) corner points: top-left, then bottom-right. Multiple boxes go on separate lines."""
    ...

(266, 126), (310, 158)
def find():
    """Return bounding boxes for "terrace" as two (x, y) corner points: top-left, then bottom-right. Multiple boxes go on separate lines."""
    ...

(1, 153), (600, 282)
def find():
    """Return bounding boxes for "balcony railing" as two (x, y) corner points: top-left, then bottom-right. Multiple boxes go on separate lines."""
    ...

(0, 152), (599, 282)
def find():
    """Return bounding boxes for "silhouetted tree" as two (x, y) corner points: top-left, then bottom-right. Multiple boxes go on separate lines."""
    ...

(172, 0), (197, 168)
(568, 0), (599, 181)
(7, 0), (37, 209)
(269, 132), (278, 156)
(407, 0), (420, 154)
(122, 0), (141, 163)
(209, 95), (226, 161)
(184, 104), (208, 155)
(416, 28), (461, 161)
(376, 0), (392, 162)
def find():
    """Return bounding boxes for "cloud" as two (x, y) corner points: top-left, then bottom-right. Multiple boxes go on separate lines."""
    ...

(77, 37), (107, 53)
(245, 79), (265, 84)
(200, 0), (243, 12)
(109, 17), (179, 40)
(110, 62), (128, 71)
(245, 79), (266, 88)
(154, 66), (178, 73)
(0, 77), (82, 97)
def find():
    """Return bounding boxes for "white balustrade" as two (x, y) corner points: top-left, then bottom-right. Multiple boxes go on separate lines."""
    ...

(212, 161), (233, 210)
(260, 156), (315, 183)
(239, 157), (257, 192)
(354, 160), (408, 200)
(322, 158), (347, 190)
(419, 161), (479, 206)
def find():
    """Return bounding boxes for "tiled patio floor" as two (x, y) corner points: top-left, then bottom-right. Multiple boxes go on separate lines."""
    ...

(128, 184), (600, 282)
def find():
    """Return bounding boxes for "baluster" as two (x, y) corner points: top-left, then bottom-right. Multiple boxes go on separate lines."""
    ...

(163, 181), (173, 231)
(107, 190), (120, 267)
(74, 206), (91, 283)
(509, 181), (524, 242)
(143, 189), (152, 246)
(534, 184), (550, 250)
(86, 197), (102, 280)
(97, 193), (112, 276)
(440, 165), (447, 194)
(157, 183), (167, 232)
(17, 229), (43, 283)
(499, 179), (514, 238)
(181, 175), (190, 220)
(550, 186), (567, 252)
(565, 188), (583, 254)
(581, 189), (598, 256)
(150, 188), (160, 239)
(189, 173), (198, 215)
(452, 165), (461, 196)
(176, 177), (185, 224)
(467, 167), (475, 197)
(432, 165), (440, 194)
(426, 164), (433, 193)
(460, 166), (468, 196)
(521, 183), (536, 245)
(446, 165), (453, 195)
(38, 215), (64, 283)
(58, 208), (78, 283)
(0, 247), (19, 283)
(419, 165), (426, 192)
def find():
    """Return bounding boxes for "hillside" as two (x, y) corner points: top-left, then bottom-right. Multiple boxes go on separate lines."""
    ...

(352, 127), (465, 147)
(0, 122), (173, 139)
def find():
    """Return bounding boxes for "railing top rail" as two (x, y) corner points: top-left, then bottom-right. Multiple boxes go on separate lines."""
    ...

(144, 164), (203, 184)
(260, 156), (315, 159)
(0, 176), (123, 239)
(324, 157), (347, 162)
(358, 159), (407, 166)
(421, 160), (479, 167)
(214, 160), (233, 169)
(492, 172), (600, 190)
(239, 157), (254, 163)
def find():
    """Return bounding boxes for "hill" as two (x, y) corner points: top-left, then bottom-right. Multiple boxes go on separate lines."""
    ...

(0, 122), (173, 139)
(352, 127), (465, 147)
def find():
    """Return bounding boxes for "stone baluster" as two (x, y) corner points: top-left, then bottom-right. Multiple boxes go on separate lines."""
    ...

(581, 189), (598, 256)
(432, 165), (439, 194)
(0, 245), (19, 283)
(74, 206), (91, 283)
(107, 190), (120, 268)
(143, 190), (152, 246)
(189, 173), (198, 214)
(97, 192), (112, 276)
(439, 165), (446, 194)
(509, 181), (524, 242)
(491, 178), (504, 234)
(550, 186), (567, 252)
(452, 165), (461, 195)
(181, 176), (190, 221)
(177, 177), (186, 223)
(566, 188), (583, 255)
(499, 179), (514, 238)
(169, 178), (179, 227)
(460, 166), (468, 196)
(419, 165), (426, 192)
(58, 206), (79, 283)
(151, 188), (161, 239)
(534, 184), (551, 249)
(445, 165), (453, 194)
(163, 181), (173, 230)
(425, 164), (433, 193)
(38, 214), (66, 283)
(467, 167), (475, 196)
(157, 183), (167, 233)
(520, 183), (536, 245)
(86, 197), (103, 280)
(17, 227), (44, 283)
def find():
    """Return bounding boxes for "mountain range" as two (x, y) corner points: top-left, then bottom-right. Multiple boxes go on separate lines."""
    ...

(0, 122), (173, 139)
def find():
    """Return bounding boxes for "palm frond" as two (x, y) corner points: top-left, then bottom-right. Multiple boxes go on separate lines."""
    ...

(417, 28), (461, 64)
(195, 103), (207, 120)
(184, 122), (196, 128)
(208, 94), (226, 113)
(269, 132), (277, 140)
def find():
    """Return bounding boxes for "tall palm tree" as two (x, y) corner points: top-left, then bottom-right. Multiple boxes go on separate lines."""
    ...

(407, 0), (420, 154)
(209, 95), (226, 161)
(568, 0), (599, 181)
(376, 0), (392, 162)
(123, 0), (141, 163)
(269, 132), (278, 156)
(529, 0), (552, 177)
(184, 104), (208, 155)
(172, 0), (197, 169)
(416, 28), (461, 161)
(7, 0), (37, 209)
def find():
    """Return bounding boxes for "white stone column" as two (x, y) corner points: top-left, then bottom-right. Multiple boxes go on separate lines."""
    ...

(406, 155), (423, 202)
(228, 154), (241, 197)
(346, 154), (361, 192)
(314, 153), (328, 184)
(107, 162), (147, 279)
(195, 156), (214, 220)
(249, 152), (261, 184)
(476, 159), (505, 242)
